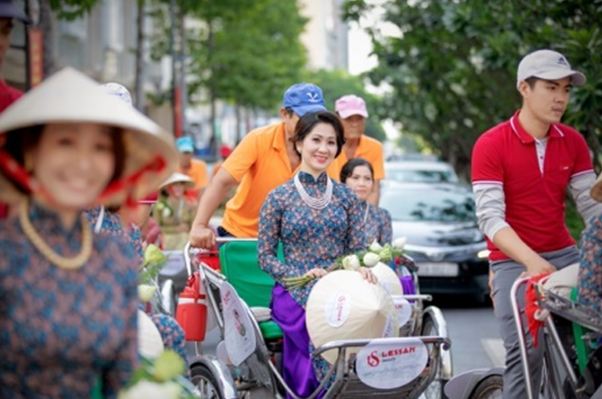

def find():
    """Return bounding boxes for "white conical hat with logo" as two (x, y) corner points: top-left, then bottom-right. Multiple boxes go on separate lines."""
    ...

(371, 262), (403, 296)
(0, 67), (178, 206)
(306, 270), (398, 364)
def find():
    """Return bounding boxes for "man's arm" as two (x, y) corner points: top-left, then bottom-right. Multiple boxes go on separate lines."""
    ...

(189, 168), (238, 248)
(474, 183), (556, 275)
(569, 172), (602, 226)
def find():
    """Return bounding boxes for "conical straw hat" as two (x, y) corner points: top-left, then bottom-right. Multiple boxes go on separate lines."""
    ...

(160, 172), (194, 189)
(0, 67), (178, 206)
(137, 309), (164, 358)
(371, 262), (403, 296)
(306, 270), (397, 364)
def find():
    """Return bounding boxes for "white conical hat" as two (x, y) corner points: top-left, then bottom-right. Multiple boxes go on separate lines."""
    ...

(137, 309), (164, 358)
(306, 270), (398, 364)
(160, 172), (194, 189)
(0, 67), (178, 206)
(371, 262), (403, 296)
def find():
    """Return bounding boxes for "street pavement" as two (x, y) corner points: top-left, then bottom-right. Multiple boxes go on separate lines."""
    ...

(435, 298), (504, 374)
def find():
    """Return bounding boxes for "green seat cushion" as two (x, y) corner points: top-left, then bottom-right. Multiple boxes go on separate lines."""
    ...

(259, 320), (283, 340)
(219, 241), (284, 340)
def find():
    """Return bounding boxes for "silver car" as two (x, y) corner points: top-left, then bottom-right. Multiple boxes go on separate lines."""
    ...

(385, 161), (460, 184)
(380, 181), (490, 303)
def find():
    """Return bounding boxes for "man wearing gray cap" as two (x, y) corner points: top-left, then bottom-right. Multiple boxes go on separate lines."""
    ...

(471, 49), (601, 398)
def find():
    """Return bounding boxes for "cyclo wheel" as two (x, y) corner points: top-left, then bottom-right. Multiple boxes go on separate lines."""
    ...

(421, 315), (447, 399)
(470, 375), (503, 399)
(190, 363), (224, 399)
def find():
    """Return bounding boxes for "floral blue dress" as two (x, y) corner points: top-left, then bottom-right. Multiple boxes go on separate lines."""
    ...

(85, 206), (187, 361)
(258, 171), (368, 307)
(258, 171), (367, 398)
(363, 202), (393, 245)
(578, 213), (602, 317)
(0, 203), (138, 398)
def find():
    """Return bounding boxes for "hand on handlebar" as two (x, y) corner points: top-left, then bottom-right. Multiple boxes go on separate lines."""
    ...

(189, 224), (216, 249)
(524, 257), (556, 277)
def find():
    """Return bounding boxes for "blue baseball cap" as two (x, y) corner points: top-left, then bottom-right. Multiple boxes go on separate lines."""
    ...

(176, 136), (194, 153)
(282, 83), (326, 117)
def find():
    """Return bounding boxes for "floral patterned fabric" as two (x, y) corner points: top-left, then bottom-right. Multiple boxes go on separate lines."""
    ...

(85, 207), (144, 259)
(578, 213), (602, 317)
(258, 171), (368, 307)
(150, 313), (187, 361)
(363, 202), (393, 245)
(0, 203), (138, 398)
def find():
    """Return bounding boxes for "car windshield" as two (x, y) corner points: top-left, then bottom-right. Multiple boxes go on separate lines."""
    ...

(381, 186), (477, 223)
(386, 169), (458, 183)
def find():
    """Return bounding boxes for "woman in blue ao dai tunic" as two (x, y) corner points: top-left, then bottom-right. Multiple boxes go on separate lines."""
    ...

(258, 111), (374, 398)
(340, 157), (392, 245)
(0, 69), (177, 398)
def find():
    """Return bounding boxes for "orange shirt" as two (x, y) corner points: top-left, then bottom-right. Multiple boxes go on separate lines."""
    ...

(180, 159), (208, 192)
(327, 135), (385, 181)
(221, 122), (297, 237)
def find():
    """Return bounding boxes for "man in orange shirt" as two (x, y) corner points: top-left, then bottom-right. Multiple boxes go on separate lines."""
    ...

(328, 94), (384, 204)
(189, 83), (326, 247)
(176, 136), (208, 199)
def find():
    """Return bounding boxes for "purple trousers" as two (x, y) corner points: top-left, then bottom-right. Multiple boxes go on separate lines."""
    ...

(271, 284), (324, 399)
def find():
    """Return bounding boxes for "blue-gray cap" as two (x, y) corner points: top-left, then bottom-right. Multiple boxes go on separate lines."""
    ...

(0, 0), (29, 24)
(282, 83), (326, 117)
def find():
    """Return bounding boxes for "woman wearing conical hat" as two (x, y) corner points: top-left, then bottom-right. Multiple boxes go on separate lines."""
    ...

(0, 68), (177, 398)
(155, 172), (197, 250)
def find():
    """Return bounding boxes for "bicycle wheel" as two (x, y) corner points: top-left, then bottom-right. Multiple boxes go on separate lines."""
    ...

(470, 375), (503, 399)
(421, 315), (447, 399)
(190, 363), (224, 399)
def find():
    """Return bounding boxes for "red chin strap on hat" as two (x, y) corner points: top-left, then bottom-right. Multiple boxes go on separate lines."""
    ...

(0, 149), (167, 208)
(98, 155), (167, 208)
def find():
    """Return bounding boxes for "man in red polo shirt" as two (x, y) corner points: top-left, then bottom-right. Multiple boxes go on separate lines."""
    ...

(472, 49), (602, 398)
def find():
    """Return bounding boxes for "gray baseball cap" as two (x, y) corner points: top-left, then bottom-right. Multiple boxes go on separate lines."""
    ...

(516, 49), (586, 89)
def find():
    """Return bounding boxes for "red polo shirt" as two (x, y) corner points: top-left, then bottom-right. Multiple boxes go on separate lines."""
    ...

(472, 111), (593, 261)
(0, 80), (23, 219)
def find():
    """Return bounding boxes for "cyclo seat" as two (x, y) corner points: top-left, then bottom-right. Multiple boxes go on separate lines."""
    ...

(219, 240), (283, 340)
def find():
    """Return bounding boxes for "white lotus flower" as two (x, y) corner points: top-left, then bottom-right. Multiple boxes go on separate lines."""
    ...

(119, 381), (181, 399)
(342, 254), (361, 271)
(363, 252), (381, 267)
(369, 240), (383, 252)
(138, 284), (156, 303)
(393, 237), (407, 250)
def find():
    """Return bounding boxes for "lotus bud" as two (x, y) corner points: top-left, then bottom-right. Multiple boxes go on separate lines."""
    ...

(342, 254), (361, 271)
(118, 380), (181, 399)
(153, 350), (186, 381)
(369, 240), (383, 252)
(393, 237), (407, 250)
(363, 252), (380, 267)
(138, 284), (156, 302)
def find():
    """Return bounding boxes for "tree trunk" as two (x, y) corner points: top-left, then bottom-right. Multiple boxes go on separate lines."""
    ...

(134, 0), (146, 111)
(39, 0), (57, 76)
(235, 104), (242, 144)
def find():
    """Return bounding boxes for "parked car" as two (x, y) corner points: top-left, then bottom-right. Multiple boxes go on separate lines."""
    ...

(379, 181), (490, 303)
(385, 161), (459, 184)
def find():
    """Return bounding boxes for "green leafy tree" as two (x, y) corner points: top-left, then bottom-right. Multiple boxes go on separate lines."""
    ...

(343, 0), (602, 179)
(184, 0), (307, 111)
(304, 69), (386, 142)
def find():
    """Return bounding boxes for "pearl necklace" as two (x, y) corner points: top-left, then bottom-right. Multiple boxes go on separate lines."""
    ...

(294, 173), (333, 210)
(19, 201), (93, 270)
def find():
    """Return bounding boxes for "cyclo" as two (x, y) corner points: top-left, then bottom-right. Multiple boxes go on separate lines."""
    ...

(445, 264), (602, 399)
(179, 239), (453, 399)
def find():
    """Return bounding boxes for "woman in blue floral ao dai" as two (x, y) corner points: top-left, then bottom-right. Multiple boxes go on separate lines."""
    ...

(340, 157), (392, 245)
(258, 111), (375, 398)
